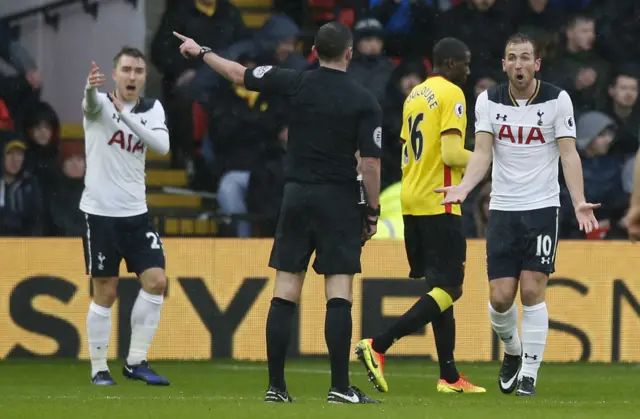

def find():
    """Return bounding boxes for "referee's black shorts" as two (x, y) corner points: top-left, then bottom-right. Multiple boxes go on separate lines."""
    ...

(403, 213), (466, 287)
(269, 182), (363, 275)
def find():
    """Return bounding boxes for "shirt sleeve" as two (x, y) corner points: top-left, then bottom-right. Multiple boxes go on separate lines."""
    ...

(148, 100), (169, 132)
(440, 86), (466, 137)
(243, 65), (301, 95)
(358, 96), (383, 158)
(554, 90), (577, 140)
(474, 90), (493, 135)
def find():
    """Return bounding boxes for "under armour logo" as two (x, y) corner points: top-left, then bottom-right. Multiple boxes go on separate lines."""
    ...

(97, 252), (106, 270)
(112, 114), (120, 123)
(141, 119), (147, 126)
(537, 110), (544, 126)
(496, 113), (507, 122)
(541, 257), (551, 264)
(524, 353), (538, 360)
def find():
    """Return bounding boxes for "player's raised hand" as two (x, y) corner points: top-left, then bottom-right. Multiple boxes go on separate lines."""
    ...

(574, 201), (600, 234)
(88, 61), (105, 88)
(173, 32), (201, 58)
(108, 92), (123, 113)
(435, 185), (469, 206)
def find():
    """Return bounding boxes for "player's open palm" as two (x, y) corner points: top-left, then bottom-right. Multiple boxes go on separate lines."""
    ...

(88, 61), (105, 89)
(173, 32), (201, 58)
(435, 185), (468, 206)
(575, 202), (600, 234)
(624, 205), (640, 241)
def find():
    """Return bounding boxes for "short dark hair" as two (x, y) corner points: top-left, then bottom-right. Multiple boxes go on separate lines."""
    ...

(568, 12), (594, 28)
(113, 46), (146, 67)
(611, 65), (640, 87)
(314, 21), (353, 61)
(504, 33), (539, 58)
(432, 37), (470, 67)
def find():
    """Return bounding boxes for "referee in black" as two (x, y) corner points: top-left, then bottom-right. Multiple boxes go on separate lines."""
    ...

(174, 22), (382, 404)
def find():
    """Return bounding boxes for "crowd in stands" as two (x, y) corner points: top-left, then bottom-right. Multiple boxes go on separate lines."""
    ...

(1, 0), (639, 240)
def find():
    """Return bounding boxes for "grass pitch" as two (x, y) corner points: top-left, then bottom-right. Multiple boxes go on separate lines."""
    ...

(1, 359), (638, 419)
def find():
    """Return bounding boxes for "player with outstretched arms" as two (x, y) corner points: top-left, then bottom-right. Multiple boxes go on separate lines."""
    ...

(82, 47), (171, 386)
(437, 34), (599, 396)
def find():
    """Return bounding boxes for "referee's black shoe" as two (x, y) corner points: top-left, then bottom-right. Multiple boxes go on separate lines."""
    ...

(498, 353), (521, 394)
(264, 386), (294, 403)
(327, 386), (380, 404)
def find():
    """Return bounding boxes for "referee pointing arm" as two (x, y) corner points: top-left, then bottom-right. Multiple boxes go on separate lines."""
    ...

(175, 22), (382, 404)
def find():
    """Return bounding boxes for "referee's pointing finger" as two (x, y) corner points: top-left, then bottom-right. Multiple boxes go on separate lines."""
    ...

(173, 31), (188, 41)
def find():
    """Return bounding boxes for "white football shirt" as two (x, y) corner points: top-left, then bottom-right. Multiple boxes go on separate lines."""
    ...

(80, 92), (167, 217)
(475, 81), (576, 211)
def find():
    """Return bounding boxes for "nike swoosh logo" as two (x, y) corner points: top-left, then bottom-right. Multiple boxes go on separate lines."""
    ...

(124, 366), (133, 374)
(329, 391), (360, 403)
(500, 374), (517, 390)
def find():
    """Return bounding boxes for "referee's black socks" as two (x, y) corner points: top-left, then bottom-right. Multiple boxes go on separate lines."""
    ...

(266, 297), (297, 391)
(325, 298), (353, 393)
(372, 287), (454, 355)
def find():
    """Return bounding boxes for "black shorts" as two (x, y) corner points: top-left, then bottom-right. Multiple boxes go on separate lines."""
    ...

(403, 214), (466, 287)
(486, 206), (559, 280)
(269, 182), (363, 275)
(82, 212), (166, 278)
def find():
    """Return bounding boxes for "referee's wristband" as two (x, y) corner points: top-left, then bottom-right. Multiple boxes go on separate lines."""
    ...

(199, 46), (213, 58)
(366, 205), (380, 217)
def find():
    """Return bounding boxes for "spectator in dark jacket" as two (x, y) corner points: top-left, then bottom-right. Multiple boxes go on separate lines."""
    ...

(48, 140), (86, 237)
(209, 54), (288, 238)
(22, 101), (60, 193)
(438, 0), (516, 77)
(369, 0), (436, 56)
(380, 58), (427, 188)
(187, 13), (306, 107)
(0, 140), (44, 236)
(561, 111), (627, 239)
(347, 18), (396, 105)
(546, 13), (609, 113)
(513, 0), (566, 60)
(150, 0), (249, 168)
(603, 70), (640, 156)
(246, 132), (288, 237)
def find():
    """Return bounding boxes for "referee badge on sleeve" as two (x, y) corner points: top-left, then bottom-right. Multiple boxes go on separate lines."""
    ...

(252, 66), (273, 79)
(455, 103), (464, 118)
(373, 127), (382, 148)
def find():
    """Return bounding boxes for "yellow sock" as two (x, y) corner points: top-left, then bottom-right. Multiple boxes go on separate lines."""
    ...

(428, 287), (453, 312)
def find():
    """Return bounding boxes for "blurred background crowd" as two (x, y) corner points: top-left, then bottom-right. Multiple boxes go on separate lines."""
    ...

(0, 0), (639, 240)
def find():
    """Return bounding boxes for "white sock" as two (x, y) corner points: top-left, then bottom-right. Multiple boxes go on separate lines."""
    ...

(489, 302), (522, 356)
(127, 289), (164, 366)
(87, 301), (112, 377)
(519, 302), (549, 384)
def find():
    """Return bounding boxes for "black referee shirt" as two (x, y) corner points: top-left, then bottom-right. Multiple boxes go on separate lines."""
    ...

(244, 65), (383, 185)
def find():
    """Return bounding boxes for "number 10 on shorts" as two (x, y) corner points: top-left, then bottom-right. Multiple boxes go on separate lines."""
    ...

(536, 234), (553, 264)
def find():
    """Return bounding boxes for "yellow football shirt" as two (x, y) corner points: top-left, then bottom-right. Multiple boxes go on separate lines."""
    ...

(400, 75), (467, 216)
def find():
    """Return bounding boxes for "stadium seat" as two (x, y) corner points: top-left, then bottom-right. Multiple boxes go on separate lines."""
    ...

(0, 98), (13, 131)
(337, 8), (354, 27)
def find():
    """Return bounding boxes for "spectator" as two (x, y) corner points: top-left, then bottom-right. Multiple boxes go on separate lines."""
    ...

(546, 13), (609, 113)
(568, 111), (628, 239)
(438, 0), (515, 78)
(246, 129), (288, 237)
(207, 54), (288, 238)
(603, 70), (640, 156)
(513, 0), (566, 60)
(347, 17), (396, 105)
(187, 13), (306, 107)
(0, 21), (41, 128)
(150, 0), (249, 168)
(22, 101), (60, 193)
(380, 57), (427, 188)
(369, 0), (436, 57)
(48, 140), (86, 236)
(592, 0), (640, 64)
(0, 140), (44, 236)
